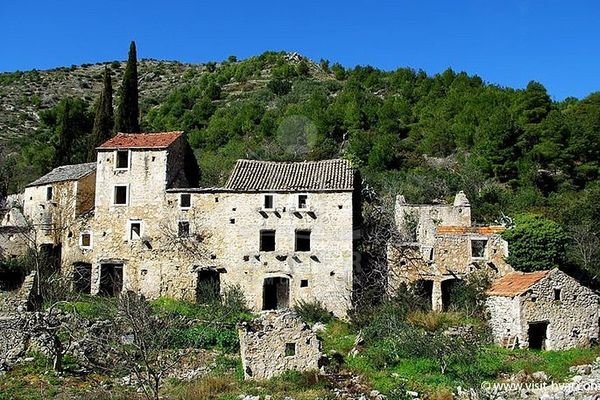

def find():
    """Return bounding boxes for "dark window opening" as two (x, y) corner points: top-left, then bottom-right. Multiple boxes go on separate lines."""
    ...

(262, 277), (290, 310)
(260, 230), (276, 252)
(116, 150), (129, 169)
(285, 342), (296, 357)
(295, 230), (311, 252)
(264, 194), (274, 209)
(298, 195), (307, 209)
(80, 233), (91, 248)
(99, 264), (123, 297)
(130, 222), (141, 240)
(300, 279), (309, 288)
(230, 218), (235, 224)
(528, 321), (548, 350)
(46, 186), (53, 201)
(178, 221), (190, 238)
(554, 288), (562, 301)
(196, 269), (220, 304)
(471, 239), (487, 258)
(413, 280), (434, 310)
(114, 186), (128, 205)
(180, 193), (191, 208)
(73, 263), (92, 294)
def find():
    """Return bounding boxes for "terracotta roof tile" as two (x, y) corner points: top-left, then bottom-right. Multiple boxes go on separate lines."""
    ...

(98, 131), (183, 149)
(436, 226), (506, 235)
(486, 271), (550, 297)
(225, 159), (355, 192)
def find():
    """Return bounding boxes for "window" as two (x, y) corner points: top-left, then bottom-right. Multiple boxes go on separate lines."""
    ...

(471, 239), (487, 259)
(115, 150), (129, 169)
(178, 221), (190, 238)
(554, 288), (562, 301)
(298, 194), (307, 209)
(79, 232), (92, 249)
(295, 230), (311, 252)
(180, 193), (191, 209)
(263, 194), (274, 209)
(46, 186), (53, 201)
(114, 185), (128, 205)
(260, 230), (276, 251)
(129, 221), (142, 240)
(300, 279), (309, 288)
(285, 343), (296, 357)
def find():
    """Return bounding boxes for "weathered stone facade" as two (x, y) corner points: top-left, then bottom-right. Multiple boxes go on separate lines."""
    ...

(238, 310), (321, 380)
(388, 192), (513, 310)
(486, 269), (599, 350)
(8, 132), (358, 318)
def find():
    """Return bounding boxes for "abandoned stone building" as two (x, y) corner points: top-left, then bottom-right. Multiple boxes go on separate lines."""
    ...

(486, 269), (599, 350)
(1, 131), (359, 317)
(388, 192), (513, 310)
(238, 310), (321, 380)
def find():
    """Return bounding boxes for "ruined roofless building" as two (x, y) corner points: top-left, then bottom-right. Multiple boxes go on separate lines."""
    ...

(486, 269), (600, 350)
(388, 192), (513, 311)
(9, 131), (360, 317)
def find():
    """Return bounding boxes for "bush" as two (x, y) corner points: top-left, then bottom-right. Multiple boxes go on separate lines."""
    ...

(293, 299), (333, 325)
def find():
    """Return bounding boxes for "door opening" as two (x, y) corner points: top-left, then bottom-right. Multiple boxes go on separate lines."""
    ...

(99, 263), (123, 296)
(528, 321), (549, 350)
(196, 269), (221, 303)
(262, 277), (290, 310)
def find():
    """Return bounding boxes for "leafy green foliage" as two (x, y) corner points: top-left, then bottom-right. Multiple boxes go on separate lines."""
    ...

(88, 66), (114, 161)
(293, 299), (333, 325)
(503, 213), (569, 271)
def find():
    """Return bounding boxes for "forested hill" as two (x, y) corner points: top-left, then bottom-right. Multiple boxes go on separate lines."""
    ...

(1, 52), (600, 261)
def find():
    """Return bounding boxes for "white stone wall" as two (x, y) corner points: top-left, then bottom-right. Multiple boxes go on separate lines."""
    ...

(486, 295), (523, 346)
(434, 234), (512, 276)
(238, 310), (321, 380)
(521, 270), (599, 350)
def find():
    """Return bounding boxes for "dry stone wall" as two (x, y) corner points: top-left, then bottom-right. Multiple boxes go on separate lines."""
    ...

(238, 310), (321, 380)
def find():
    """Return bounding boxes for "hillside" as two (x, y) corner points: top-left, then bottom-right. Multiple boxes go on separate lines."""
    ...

(2, 50), (600, 282)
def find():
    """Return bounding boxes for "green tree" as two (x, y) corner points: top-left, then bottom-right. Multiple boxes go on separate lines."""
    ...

(502, 213), (568, 272)
(115, 41), (140, 133)
(51, 98), (93, 167)
(88, 67), (114, 161)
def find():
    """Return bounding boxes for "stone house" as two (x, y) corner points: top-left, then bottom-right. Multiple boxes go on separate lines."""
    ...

(7, 131), (359, 317)
(486, 269), (599, 350)
(388, 192), (513, 311)
(238, 310), (321, 380)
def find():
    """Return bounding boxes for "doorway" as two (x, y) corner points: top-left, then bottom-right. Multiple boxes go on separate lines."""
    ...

(196, 269), (221, 303)
(441, 279), (458, 311)
(263, 277), (290, 310)
(413, 279), (434, 310)
(73, 262), (92, 294)
(528, 321), (549, 350)
(99, 263), (123, 296)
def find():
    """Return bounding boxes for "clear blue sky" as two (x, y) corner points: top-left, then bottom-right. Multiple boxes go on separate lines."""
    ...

(1, 0), (598, 100)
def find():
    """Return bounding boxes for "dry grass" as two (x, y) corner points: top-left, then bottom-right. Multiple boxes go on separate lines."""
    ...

(173, 375), (237, 400)
(406, 311), (466, 332)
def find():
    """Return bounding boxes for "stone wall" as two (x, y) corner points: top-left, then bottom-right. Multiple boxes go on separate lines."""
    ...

(238, 310), (321, 380)
(486, 270), (600, 350)
(394, 191), (471, 248)
(520, 270), (599, 350)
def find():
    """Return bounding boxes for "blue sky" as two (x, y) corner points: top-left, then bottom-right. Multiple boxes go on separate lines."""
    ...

(1, 0), (598, 100)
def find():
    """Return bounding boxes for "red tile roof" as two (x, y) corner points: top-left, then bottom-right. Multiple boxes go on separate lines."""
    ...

(436, 226), (506, 235)
(486, 271), (550, 297)
(97, 131), (183, 149)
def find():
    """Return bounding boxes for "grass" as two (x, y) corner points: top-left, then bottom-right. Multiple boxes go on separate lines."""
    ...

(406, 310), (481, 332)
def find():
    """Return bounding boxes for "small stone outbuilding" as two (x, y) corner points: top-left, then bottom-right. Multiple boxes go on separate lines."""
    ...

(238, 310), (321, 380)
(486, 268), (599, 350)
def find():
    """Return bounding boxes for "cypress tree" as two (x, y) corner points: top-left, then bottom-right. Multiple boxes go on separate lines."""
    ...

(115, 41), (140, 133)
(88, 67), (114, 161)
(53, 99), (76, 168)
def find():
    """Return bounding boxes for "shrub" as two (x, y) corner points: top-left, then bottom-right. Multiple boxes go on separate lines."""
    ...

(293, 299), (333, 325)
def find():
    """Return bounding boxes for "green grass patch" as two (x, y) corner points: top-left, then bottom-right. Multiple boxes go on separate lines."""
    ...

(320, 319), (356, 354)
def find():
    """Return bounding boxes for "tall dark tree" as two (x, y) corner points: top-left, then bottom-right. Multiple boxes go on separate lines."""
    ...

(52, 99), (77, 168)
(115, 41), (140, 133)
(88, 67), (114, 161)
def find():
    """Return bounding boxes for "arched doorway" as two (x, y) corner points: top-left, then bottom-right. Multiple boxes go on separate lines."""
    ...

(262, 277), (290, 310)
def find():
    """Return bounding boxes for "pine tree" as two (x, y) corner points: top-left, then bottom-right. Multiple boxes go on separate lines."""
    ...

(88, 67), (114, 161)
(115, 41), (140, 133)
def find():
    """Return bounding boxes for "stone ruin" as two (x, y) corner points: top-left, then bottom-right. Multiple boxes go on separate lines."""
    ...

(238, 310), (321, 380)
